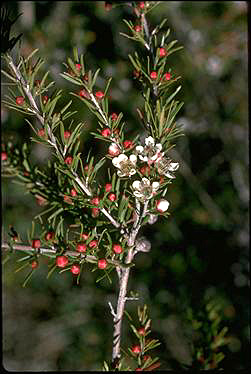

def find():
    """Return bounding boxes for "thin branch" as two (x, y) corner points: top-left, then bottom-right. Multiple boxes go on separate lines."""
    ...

(1, 242), (128, 269)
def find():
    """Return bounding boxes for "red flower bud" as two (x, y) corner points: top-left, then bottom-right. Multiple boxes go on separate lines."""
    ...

(45, 231), (55, 241)
(16, 96), (25, 105)
(79, 89), (90, 99)
(64, 195), (73, 204)
(134, 25), (142, 32)
(108, 193), (116, 202)
(108, 143), (120, 157)
(113, 244), (123, 254)
(111, 112), (118, 121)
(101, 127), (111, 137)
(80, 233), (89, 240)
(105, 183), (112, 192)
(70, 188), (77, 197)
(71, 264), (81, 275)
(31, 260), (39, 269)
(75, 63), (82, 71)
(32, 239), (40, 249)
(98, 258), (107, 269)
(150, 71), (157, 79)
(123, 140), (133, 149)
(64, 156), (73, 165)
(138, 327), (145, 335)
(89, 240), (98, 249)
(42, 95), (48, 104)
(64, 131), (71, 139)
(131, 345), (141, 354)
(91, 197), (100, 206)
(38, 128), (45, 137)
(76, 242), (87, 253)
(56, 255), (69, 268)
(95, 91), (104, 99)
(1, 152), (7, 161)
(164, 72), (171, 81)
(159, 47), (167, 57)
(92, 207), (100, 217)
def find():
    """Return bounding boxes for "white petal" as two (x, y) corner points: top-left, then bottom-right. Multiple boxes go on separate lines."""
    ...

(132, 180), (141, 190)
(165, 171), (175, 179)
(152, 181), (160, 190)
(129, 169), (136, 176)
(133, 191), (143, 198)
(169, 162), (179, 171)
(136, 145), (144, 153)
(129, 154), (137, 164)
(117, 170), (125, 177)
(117, 153), (128, 163)
(156, 199), (170, 212)
(156, 143), (162, 151)
(142, 177), (150, 185)
(112, 157), (119, 167)
(145, 136), (155, 146)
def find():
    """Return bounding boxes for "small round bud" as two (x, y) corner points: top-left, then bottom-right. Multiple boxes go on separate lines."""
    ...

(64, 156), (73, 165)
(76, 242), (87, 253)
(71, 264), (81, 275)
(150, 71), (157, 79)
(108, 143), (120, 157)
(101, 127), (111, 137)
(1, 152), (7, 161)
(42, 95), (48, 104)
(156, 199), (170, 213)
(108, 193), (116, 202)
(123, 140), (133, 149)
(164, 72), (171, 81)
(111, 112), (118, 121)
(92, 207), (100, 217)
(31, 260), (39, 269)
(70, 188), (77, 197)
(113, 244), (123, 254)
(91, 197), (100, 206)
(75, 63), (82, 71)
(56, 255), (69, 268)
(80, 233), (89, 240)
(32, 239), (40, 249)
(95, 91), (104, 99)
(131, 345), (141, 354)
(89, 240), (98, 249)
(16, 96), (25, 105)
(79, 89), (90, 99)
(64, 131), (71, 139)
(159, 47), (167, 57)
(38, 128), (45, 137)
(98, 258), (107, 269)
(134, 25), (142, 32)
(45, 231), (55, 241)
(105, 183), (112, 192)
(138, 327), (145, 335)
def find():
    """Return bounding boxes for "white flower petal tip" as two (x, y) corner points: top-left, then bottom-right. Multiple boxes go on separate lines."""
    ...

(156, 199), (170, 213)
(132, 180), (141, 189)
(145, 136), (155, 146)
(129, 154), (137, 164)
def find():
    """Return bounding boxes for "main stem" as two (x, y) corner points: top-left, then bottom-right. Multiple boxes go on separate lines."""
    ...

(112, 200), (148, 363)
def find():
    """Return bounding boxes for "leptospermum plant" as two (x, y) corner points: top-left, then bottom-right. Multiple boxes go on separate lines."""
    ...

(1, 2), (185, 371)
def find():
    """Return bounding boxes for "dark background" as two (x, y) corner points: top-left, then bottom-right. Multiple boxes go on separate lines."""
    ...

(1, 1), (249, 371)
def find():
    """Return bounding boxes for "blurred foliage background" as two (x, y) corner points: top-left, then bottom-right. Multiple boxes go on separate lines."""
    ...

(1, 1), (249, 371)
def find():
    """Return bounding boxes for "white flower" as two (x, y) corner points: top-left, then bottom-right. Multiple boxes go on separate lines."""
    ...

(156, 199), (170, 212)
(112, 153), (137, 177)
(156, 157), (179, 179)
(132, 177), (159, 201)
(135, 136), (163, 163)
